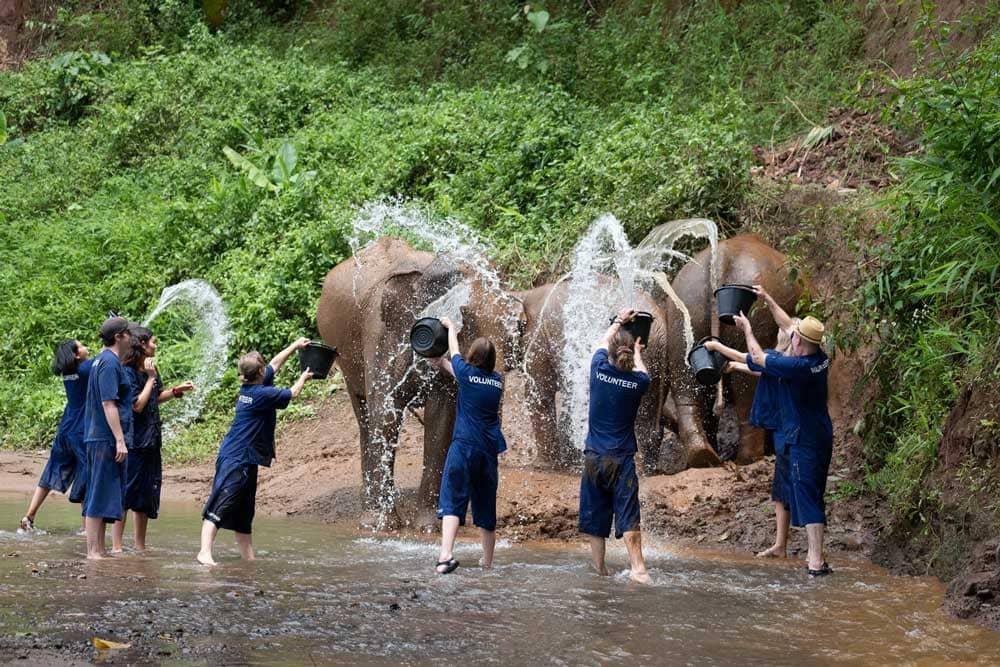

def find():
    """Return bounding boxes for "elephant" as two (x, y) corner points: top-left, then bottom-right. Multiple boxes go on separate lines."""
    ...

(656, 233), (803, 468)
(316, 237), (525, 528)
(517, 279), (669, 474)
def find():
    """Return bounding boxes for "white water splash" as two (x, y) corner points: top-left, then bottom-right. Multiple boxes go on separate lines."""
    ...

(143, 280), (230, 441)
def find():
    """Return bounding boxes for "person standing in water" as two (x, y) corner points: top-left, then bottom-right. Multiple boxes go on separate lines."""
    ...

(711, 286), (799, 559)
(429, 318), (507, 575)
(197, 337), (312, 566)
(708, 312), (833, 576)
(579, 308), (651, 583)
(19, 340), (93, 532)
(82, 316), (134, 559)
(111, 325), (195, 553)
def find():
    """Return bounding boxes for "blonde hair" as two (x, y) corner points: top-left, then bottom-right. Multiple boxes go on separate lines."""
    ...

(609, 330), (636, 372)
(776, 318), (801, 354)
(238, 351), (267, 384)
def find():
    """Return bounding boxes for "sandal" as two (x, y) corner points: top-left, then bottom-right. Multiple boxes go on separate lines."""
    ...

(435, 558), (459, 574)
(18, 516), (34, 532)
(807, 562), (833, 577)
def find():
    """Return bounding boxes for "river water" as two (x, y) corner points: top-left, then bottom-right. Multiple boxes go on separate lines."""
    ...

(1, 495), (999, 665)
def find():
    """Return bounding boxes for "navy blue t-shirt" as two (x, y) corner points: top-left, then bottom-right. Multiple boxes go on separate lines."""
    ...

(585, 348), (650, 458)
(217, 366), (292, 467)
(126, 367), (163, 451)
(58, 358), (93, 439)
(747, 349), (781, 431)
(84, 349), (134, 446)
(450, 354), (506, 455)
(755, 350), (833, 447)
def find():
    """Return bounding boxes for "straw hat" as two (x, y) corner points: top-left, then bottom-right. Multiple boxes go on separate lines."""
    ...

(796, 316), (825, 345)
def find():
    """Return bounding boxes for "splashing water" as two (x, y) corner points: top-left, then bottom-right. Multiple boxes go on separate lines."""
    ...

(559, 214), (639, 448)
(143, 280), (230, 441)
(557, 216), (721, 449)
(347, 200), (520, 528)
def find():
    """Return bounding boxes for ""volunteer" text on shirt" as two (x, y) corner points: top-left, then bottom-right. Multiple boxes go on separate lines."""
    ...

(468, 375), (503, 389)
(596, 372), (639, 389)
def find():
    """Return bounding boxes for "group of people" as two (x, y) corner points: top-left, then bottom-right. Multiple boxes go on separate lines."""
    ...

(23, 285), (831, 578)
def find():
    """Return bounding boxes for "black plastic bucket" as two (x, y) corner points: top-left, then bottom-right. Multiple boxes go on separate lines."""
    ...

(687, 336), (725, 386)
(714, 284), (757, 325)
(299, 342), (338, 380)
(410, 317), (449, 358)
(608, 311), (655, 345)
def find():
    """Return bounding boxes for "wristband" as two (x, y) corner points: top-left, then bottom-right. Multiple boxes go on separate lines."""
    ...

(172, 387), (183, 399)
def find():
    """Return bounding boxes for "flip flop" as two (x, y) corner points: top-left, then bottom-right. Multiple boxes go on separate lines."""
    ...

(807, 562), (833, 577)
(435, 558), (459, 574)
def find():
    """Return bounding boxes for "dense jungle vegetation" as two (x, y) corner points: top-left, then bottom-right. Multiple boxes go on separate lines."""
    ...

(1, 0), (998, 540)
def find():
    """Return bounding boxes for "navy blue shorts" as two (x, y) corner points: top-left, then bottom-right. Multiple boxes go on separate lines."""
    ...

(82, 439), (125, 523)
(437, 443), (499, 531)
(579, 453), (641, 539)
(67, 435), (88, 504)
(789, 441), (832, 527)
(769, 431), (790, 507)
(203, 461), (258, 535)
(38, 430), (79, 495)
(124, 448), (162, 519)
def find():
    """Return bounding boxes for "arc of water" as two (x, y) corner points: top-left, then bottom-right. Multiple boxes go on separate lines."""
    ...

(143, 279), (230, 441)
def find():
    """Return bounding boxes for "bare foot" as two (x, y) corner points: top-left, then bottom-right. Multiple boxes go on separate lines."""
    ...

(110, 548), (123, 555)
(756, 545), (787, 558)
(196, 552), (217, 566)
(594, 564), (609, 576)
(629, 569), (652, 584)
(86, 553), (106, 560)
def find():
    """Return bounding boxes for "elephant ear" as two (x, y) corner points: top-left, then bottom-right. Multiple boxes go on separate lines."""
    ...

(379, 258), (464, 325)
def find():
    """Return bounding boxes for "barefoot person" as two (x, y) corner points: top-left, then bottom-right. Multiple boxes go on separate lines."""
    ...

(19, 340), (93, 532)
(197, 338), (312, 565)
(111, 326), (195, 552)
(428, 318), (507, 575)
(714, 286), (799, 559)
(579, 309), (652, 583)
(81, 317), (134, 559)
(708, 313), (833, 576)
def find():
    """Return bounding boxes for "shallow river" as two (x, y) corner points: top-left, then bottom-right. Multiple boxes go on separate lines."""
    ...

(1, 494), (999, 665)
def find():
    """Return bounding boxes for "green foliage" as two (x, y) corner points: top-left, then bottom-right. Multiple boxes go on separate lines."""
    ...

(854, 29), (1000, 519)
(0, 0), (866, 458)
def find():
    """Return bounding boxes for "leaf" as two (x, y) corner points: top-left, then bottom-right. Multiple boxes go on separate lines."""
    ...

(93, 638), (131, 650)
(0, 110), (6, 145)
(802, 125), (834, 150)
(277, 141), (297, 175)
(504, 46), (526, 63)
(223, 146), (276, 191)
(526, 9), (549, 32)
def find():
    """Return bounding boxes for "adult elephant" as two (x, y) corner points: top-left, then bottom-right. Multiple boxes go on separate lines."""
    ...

(517, 280), (669, 474)
(659, 233), (803, 467)
(316, 237), (525, 529)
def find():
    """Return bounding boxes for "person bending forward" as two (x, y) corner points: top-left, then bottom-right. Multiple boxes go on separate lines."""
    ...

(579, 308), (651, 583)
(430, 317), (507, 575)
(197, 338), (312, 565)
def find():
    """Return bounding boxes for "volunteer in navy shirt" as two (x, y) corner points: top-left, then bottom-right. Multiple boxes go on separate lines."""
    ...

(711, 286), (801, 560)
(19, 340), (93, 533)
(713, 312), (834, 577)
(81, 316), (134, 560)
(197, 337), (313, 566)
(429, 317), (506, 575)
(112, 325), (195, 553)
(579, 308), (652, 584)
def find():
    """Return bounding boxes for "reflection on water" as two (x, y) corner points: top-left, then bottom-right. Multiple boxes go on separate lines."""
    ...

(1, 494), (999, 665)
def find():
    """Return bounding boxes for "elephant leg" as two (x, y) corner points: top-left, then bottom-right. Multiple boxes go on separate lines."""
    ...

(362, 395), (407, 530)
(636, 390), (664, 476)
(528, 390), (560, 469)
(675, 400), (722, 468)
(416, 383), (456, 531)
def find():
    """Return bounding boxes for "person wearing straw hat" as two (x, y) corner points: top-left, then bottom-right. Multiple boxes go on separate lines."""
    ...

(706, 313), (833, 577)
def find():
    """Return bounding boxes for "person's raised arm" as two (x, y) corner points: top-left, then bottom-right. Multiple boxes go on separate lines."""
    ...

(289, 369), (314, 399)
(427, 355), (455, 378)
(440, 317), (461, 359)
(734, 312), (766, 367)
(596, 308), (635, 352)
(725, 361), (760, 377)
(632, 339), (648, 375)
(159, 380), (195, 404)
(269, 337), (311, 375)
(132, 359), (158, 413)
(703, 339), (747, 363)
(754, 285), (794, 332)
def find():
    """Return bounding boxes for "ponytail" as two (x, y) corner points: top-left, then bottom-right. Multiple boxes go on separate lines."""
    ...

(609, 330), (636, 372)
